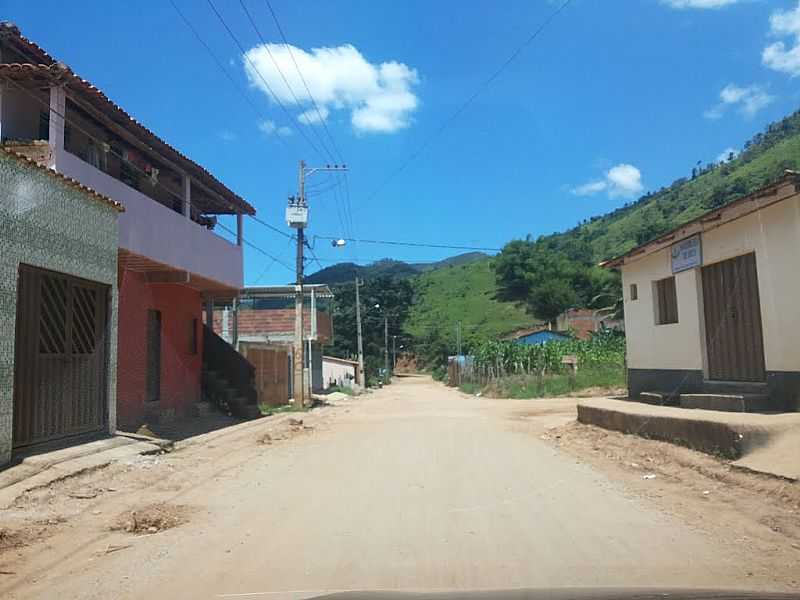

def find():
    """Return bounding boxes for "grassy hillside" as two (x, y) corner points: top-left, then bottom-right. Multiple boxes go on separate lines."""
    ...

(405, 258), (537, 346)
(306, 253), (488, 284)
(548, 108), (800, 262)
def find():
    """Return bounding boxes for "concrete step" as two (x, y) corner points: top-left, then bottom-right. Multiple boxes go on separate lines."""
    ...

(702, 380), (768, 395)
(638, 391), (677, 406)
(679, 393), (771, 413)
(193, 401), (214, 417)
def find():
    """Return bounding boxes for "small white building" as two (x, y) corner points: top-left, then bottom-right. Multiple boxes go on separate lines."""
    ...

(603, 172), (800, 412)
(322, 356), (359, 390)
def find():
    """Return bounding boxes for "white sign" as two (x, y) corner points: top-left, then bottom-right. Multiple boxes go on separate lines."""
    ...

(671, 235), (702, 273)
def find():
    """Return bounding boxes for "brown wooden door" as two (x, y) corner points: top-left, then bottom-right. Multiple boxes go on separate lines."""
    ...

(245, 347), (289, 407)
(13, 265), (109, 449)
(701, 253), (766, 382)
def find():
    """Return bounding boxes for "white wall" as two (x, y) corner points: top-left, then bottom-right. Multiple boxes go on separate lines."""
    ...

(622, 250), (704, 370)
(622, 193), (800, 374)
(323, 358), (356, 389)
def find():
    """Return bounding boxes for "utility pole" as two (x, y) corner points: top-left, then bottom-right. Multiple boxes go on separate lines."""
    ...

(384, 314), (389, 381)
(354, 276), (365, 387)
(287, 160), (348, 409)
(456, 320), (462, 386)
(392, 335), (397, 371)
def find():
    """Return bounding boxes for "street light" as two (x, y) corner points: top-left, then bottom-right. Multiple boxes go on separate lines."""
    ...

(331, 238), (346, 247)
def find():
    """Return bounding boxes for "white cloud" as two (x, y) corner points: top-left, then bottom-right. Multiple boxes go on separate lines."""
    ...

(716, 147), (740, 163)
(258, 119), (292, 137)
(704, 83), (774, 119)
(572, 163), (643, 199)
(661, 0), (740, 8)
(763, 2), (800, 76)
(298, 106), (329, 125)
(243, 43), (419, 134)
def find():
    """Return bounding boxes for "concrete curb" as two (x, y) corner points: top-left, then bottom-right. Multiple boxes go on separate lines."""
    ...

(0, 439), (163, 509)
(577, 398), (800, 470)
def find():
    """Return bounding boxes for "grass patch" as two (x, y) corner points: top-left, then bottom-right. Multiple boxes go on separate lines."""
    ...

(327, 385), (355, 396)
(260, 403), (294, 416)
(458, 382), (482, 395)
(481, 365), (625, 399)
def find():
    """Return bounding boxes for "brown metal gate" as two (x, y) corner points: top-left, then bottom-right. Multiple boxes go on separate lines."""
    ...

(701, 252), (766, 382)
(244, 346), (289, 407)
(12, 265), (109, 449)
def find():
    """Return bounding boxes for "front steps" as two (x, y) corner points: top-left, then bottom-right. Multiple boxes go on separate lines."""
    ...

(202, 369), (261, 419)
(639, 380), (772, 413)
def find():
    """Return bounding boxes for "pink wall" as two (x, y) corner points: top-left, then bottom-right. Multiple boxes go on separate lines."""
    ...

(116, 269), (203, 430)
(56, 149), (243, 289)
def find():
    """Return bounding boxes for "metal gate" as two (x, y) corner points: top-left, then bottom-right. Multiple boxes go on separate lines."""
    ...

(12, 265), (109, 449)
(701, 252), (766, 382)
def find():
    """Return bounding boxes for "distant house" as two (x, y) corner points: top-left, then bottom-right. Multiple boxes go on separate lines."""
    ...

(504, 327), (571, 345)
(322, 356), (359, 390)
(602, 171), (800, 412)
(212, 285), (334, 403)
(556, 308), (623, 340)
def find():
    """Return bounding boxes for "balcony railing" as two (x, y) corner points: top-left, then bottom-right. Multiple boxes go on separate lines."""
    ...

(53, 148), (243, 290)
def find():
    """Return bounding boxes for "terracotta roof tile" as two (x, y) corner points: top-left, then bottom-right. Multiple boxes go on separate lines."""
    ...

(0, 57), (255, 216)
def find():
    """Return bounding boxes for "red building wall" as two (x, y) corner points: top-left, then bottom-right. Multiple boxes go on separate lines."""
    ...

(116, 269), (203, 430)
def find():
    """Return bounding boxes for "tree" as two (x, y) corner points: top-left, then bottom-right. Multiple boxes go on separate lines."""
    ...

(528, 280), (577, 323)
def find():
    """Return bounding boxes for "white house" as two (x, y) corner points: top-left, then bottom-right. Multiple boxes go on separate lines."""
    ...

(603, 172), (800, 412)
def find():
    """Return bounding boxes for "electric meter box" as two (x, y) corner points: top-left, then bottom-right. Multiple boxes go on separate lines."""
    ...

(285, 205), (308, 228)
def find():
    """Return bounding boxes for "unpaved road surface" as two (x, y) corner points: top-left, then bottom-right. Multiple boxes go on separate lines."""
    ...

(1, 375), (797, 598)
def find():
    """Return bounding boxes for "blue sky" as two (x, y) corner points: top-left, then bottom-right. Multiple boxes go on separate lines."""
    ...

(6, 0), (800, 284)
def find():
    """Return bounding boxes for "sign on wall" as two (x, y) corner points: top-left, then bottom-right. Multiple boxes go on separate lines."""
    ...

(671, 235), (702, 273)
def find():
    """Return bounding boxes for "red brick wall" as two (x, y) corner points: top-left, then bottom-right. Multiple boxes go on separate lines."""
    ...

(211, 308), (332, 344)
(116, 269), (203, 430)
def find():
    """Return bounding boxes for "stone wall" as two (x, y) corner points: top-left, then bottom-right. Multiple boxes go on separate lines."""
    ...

(0, 152), (120, 465)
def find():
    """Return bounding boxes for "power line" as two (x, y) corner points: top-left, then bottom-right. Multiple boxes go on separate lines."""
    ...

(313, 235), (502, 252)
(362, 0), (573, 207)
(168, 0), (289, 152)
(206, 0), (324, 159)
(263, 0), (344, 164)
(250, 213), (295, 239)
(262, 0), (355, 242)
(0, 74), (295, 277)
(238, 0), (336, 163)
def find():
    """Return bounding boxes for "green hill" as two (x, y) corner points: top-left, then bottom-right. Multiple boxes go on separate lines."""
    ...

(405, 258), (537, 347)
(547, 108), (800, 263)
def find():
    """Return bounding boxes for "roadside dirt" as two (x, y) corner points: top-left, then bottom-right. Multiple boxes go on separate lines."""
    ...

(545, 420), (800, 581)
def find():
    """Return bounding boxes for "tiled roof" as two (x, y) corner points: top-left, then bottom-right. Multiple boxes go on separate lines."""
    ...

(0, 43), (255, 216)
(0, 146), (124, 212)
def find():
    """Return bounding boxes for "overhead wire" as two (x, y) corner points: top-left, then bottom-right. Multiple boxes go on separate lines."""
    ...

(237, 0), (337, 163)
(205, 0), (325, 160)
(0, 75), (297, 276)
(361, 0), (573, 206)
(262, 0), (355, 244)
(313, 235), (502, 252)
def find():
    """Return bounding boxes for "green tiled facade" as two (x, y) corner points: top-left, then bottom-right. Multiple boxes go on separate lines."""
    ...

(0, 153), (120, 465)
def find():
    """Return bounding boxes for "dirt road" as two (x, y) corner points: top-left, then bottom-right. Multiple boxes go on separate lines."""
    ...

(1, 376), (796, 598)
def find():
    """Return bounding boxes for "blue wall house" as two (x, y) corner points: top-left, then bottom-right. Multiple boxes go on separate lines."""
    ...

(506, 328), (571, 345)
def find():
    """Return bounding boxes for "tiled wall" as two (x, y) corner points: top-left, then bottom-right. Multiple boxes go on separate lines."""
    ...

(0, 154), (120, 465)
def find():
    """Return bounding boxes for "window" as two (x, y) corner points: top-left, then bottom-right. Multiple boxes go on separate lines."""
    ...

(38, 111), (50, 140)
(654, 276), (678, 325)
(629, 283), (638, 301)
(190, 318), (198, 355)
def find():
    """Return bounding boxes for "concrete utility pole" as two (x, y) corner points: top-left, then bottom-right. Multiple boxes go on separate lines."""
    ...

(288, 160), (348, 409)
(392, 335), (397, 371)
(456, 320), (462, 386)
(384, 313), (389, 380)
(354, 276), (365, 387)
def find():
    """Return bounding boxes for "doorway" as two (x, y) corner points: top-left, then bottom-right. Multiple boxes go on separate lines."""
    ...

(701, 252), (766, 382)
(13, 265), (109, 449)
(146, 309), (162, 402)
